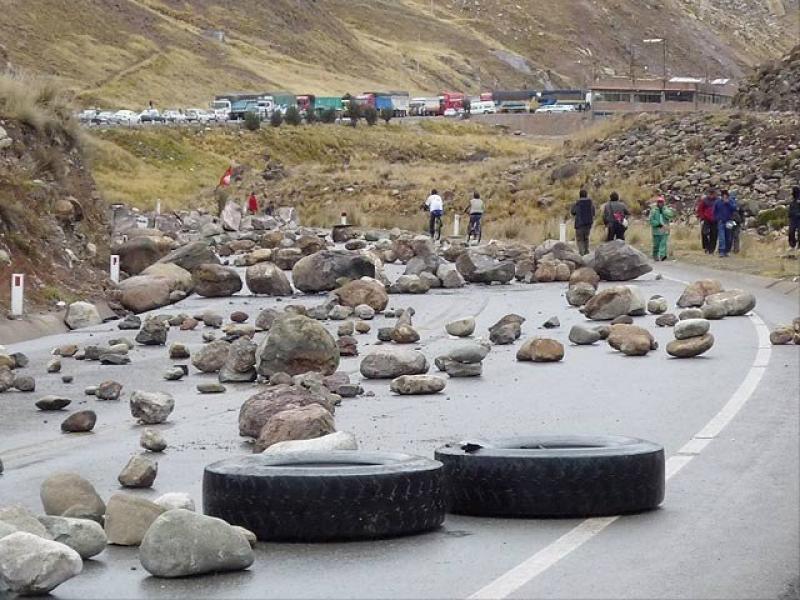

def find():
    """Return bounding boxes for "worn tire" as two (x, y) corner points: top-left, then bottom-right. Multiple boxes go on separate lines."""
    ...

(435, 435), (664, 517)
(203, 451), (445, 541)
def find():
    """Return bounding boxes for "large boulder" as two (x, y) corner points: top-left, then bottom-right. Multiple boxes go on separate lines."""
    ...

(104, 494), (165, 546)
(40, 473), (105, 523)
(140, 509), (254, 578)
(135, 316), (168, 345)
(488, 314), (525, 344)
(607, 324), (657, 356)
(141, 263), (194, 294)
(667, 333), (714, 358)
(676, 279), (723, 307)
(566, 282), (596, 307)
(360, 348), (429, 379)
(37, 516), (107, 559)
(592, 240), (652, 281)
(391, 274), (430, 294)
(292, 250), (376, 293)
(245, 262), (293, 296)
(263, 431), (357, 454)
(255, 314), (339, 377)
(0, 532), (82, 595)
(220, 200), (242, 231)
(333, 279), (389, 311)
(455, 251), (515, 284)
(674, 319), (710, 340)
(219, 337), (258, 383)
(254, 404), (336, 452)
(703, 290), (756, 316)
(534, 240), (583, 266)
(191, 340), (231, 373)
(516, 338), (564, 362)
(156, 241), (220, 272)
(129, 390), (175, 424)
(64, 301), (102, 330)
(238, 384), (335, 438)
(193, 264), (242, 297)
(118, 275), (172, 313)
(581, 286), (634, 320)
(117, 236), (172, 275)
(437, 263), (466, 288)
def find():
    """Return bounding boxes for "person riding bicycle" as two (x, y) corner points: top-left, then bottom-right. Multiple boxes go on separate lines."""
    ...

(464, 191), (484, 241)
(424, 189), (444, 238)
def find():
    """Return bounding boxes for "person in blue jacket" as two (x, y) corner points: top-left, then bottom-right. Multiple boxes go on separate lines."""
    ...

(714, 190), (737, 257)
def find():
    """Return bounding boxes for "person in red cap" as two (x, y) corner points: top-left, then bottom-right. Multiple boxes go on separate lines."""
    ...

(246, 190), (259, 215)
(649, 194), (674, 261)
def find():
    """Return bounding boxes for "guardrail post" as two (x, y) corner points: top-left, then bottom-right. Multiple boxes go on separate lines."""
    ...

(453, 213), (461, 237)
(11, 274), (24, 317)
(559, 221), (567, 242)
(340, 212), (347, 226)
(110, 255), (120, 283)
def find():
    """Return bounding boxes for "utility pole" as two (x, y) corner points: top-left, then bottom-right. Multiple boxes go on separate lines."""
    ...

(629, 40), (636, 85)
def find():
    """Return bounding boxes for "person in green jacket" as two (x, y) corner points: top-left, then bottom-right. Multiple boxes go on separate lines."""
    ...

(650, 195), (674, 261)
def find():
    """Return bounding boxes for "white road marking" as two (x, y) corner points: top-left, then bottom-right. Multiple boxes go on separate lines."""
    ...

(468, 312), (772, 600)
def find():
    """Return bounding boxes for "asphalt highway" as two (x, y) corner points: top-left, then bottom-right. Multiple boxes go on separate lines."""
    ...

(0, 260), (797, 599)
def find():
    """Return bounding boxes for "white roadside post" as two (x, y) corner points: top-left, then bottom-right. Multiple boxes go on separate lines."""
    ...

(110, 255), (120, 284)
(10, 273), (24, 317)
(136, 215), (148, 229)
(559, 220), (567, 242)
(340, 212), (347, 226)
(453, 213), (461, 237)
(156, 199), (161, 215)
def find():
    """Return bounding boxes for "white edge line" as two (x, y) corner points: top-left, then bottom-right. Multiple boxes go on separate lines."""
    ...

(468, 311), (771, 600)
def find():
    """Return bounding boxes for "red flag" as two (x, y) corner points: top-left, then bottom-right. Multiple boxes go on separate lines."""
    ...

(218, 166), (232, 187)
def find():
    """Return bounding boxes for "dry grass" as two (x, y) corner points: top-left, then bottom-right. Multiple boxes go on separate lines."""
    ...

(0, 71), (80, 144)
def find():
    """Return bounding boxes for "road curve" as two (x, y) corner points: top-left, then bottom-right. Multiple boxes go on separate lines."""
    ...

(0, 260), (797, 599)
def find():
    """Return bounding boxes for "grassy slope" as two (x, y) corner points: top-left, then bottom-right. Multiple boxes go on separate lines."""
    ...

(2, 0), (797, 107)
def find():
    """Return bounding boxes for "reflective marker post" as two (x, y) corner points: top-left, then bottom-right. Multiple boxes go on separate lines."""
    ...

(559, 221), (567, 242)
(110, 255), (120, 284)
(11, 273), (24, 317)
(156, 200), (161, 215)
(340, 212), (347, 226)
(453, 213), (461, 237)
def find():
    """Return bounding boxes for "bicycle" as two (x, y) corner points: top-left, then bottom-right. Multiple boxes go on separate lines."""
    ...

(431, 212), (443, 241)
(466, 212), (482, 244)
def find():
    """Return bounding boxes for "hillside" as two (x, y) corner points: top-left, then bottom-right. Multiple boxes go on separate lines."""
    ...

(1, 0), (797, 107)
(0, 75), (111, 313)
(734, 44), (800, 111)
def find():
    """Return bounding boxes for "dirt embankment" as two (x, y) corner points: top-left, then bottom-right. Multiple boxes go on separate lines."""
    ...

(0, 118), (112, 316)
(734, 44), (800, 112)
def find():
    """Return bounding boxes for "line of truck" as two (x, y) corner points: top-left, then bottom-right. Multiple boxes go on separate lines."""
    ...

(212, 89), (590, 120)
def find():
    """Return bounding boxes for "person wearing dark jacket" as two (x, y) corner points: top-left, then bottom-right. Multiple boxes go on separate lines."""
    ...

(602, 192), (629, 241)
(570, 189), (595, 255)
(789, 186), (800, 251)
(696, 189), (718, 254)
(714, 190), (737, 257)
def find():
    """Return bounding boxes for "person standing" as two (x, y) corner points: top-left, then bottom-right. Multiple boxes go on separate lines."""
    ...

(789, 186), (800, 252)
(246, 190), (259, 215)
(695, 189), (718, 254)
(602, 192), (629, 241)
(570, 189), (595, 255)
(714, 190), (737, 257)
(424, 188), (444, 239)
(730, 193), (745, 254)
(649, 195), (674, 261)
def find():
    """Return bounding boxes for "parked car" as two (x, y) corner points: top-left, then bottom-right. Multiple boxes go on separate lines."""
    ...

(91, 110), (115, 125)
(186, 108), (213, 123)
(162, 109), (186, 123)
(498, 100), (528, 113)
(112, 110), (140, 125)
(78, 109), (98, 123)
(443, 107), (462, 117)
(535, 103), (577, 113)
(139, 109), (165, 123)
(469, 100), (497, 115)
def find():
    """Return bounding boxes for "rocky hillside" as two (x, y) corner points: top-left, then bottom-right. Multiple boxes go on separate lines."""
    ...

(0, 76), (112, 314)
(734, 44), (800, 112)
(0, 0), (796, 106)
(527, 111), (800, 227)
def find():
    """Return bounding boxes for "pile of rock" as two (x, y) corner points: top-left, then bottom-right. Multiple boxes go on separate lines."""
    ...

(770, 318), (800, 345)
(666, 319), (715, 358)
(435, 342), (490, 377)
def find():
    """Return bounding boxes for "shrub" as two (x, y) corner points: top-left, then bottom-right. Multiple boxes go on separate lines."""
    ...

(379, 108), (393, 124)
(462, 98), (471, 119)
(284, 106), (302, 126)
(243, 111), (261, 131)
(269, 110), (283, 128)
(304, 110), (317, 125)
(0, 72), (80, 145)
(363, 106), (378, 126)
(320, 108), (337, 124)
(755, 206), (788, 229)
(346, 101), (361, 127)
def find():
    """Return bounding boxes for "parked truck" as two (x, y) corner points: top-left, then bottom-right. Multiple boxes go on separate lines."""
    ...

(296, 95), (316, 113)
(440, 92), (465, 112)
(314, 96), (344, 116)
(389, 92), (410, 117)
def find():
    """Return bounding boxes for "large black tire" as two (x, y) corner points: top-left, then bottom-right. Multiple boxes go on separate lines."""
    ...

(203, 451), (445, 542)
(435, 435), (664, 517)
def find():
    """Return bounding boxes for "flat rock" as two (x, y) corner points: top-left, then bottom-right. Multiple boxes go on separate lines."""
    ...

(61, 410), (96, 433)
(667, 333), (714, 358)
(674, 319), (710, 340)
(445, 317), (475, 337)
(390, 374), (446, 395)
(104, 493), (165, 546)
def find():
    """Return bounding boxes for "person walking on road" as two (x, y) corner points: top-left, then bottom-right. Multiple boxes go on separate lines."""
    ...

(789, 186), (800, 253)
(649, 195), (674, 261)
(602, 192), (629, 241)
(570, 189), (595, 255)
(424, 188), (444, 239)
(696, 189), (718, 254)
(714, 190), (737, 257)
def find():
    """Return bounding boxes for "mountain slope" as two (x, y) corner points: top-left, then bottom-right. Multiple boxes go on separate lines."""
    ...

(1, 0), (797, 107)
(734, 44), (800, 111)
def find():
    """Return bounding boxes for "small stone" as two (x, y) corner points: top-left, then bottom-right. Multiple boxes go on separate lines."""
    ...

(154, 492), (195, 512)
(337, 321), (355, 336)
(336, 383), (363, 397)
(84, 386), (98, 395)
(655, 313), (679, 327)
(118, 314), (142, 330)
(516, 338), (564, 362)
(36, 395), (72, 411)
(679, 308), (704, 320)
(377, 327), (394, 342)
(197, 382), (226, 394)
(674, 319), (710, 340)
(140, 428), (167, 452)
(55, 344), (79, 357)
(337, 335), (359, 357)
(230, 311), (249, 323)
(130, 390), (175, 424)
(97, 380), (123, 401)
(13, 375), (35, 392)
(135, 317), (168, 346)
(542, 316), (560, 329)
(569, 324), (602, 345)
(355, 320), (371, 334)
(647, 296), (668, 314)
(445, 317), (476, 337)
(118, 455), (158, 488)
(180, 317), (199, 330)
(390, 374), (446, 395)
(353, 304), (375, 320)
(37, 516), (107, 559)
(47, 358), (62, 373)
(61, 410), (96, 433)
(100, 353), (131, 365)
(169, 343), (190, 359)
(770, 326), (795, 345)
(61, 375), (74, 384)
(666, 333), (714, 358)
(391, 324), (420, 344)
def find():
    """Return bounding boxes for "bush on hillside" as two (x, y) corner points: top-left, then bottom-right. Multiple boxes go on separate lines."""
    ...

(243, 111), (261, 131)
(320, 108), (337, 124)
(305, 110), (317, 125)
(346, 102), (361, 127)
(363, 106), (378, 126)
(0, 72), (79, 145)
(380, 108), (393, 124)
(462, 98), (471, 119)
(269, 110), (283, 128)
(284, 106), (302, 126)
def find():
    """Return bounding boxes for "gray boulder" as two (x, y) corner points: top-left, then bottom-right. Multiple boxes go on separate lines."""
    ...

(592, 240), (652, 281)
(360, 349), (429, 379)
(156, 241), (220, 272)
(140, 510), (254, 578)
(118, 455), (158, 488)
(40, 472), (106, 523)
(292, 250), (376, 293)
(37, 516), (107, 559)
(390, 374), (446, 395)
(674, 319), (710, 340)
(193, 264), (242, 297)
(0, 532), (82, 595)
(446, 317), (475, 337)
(456, 251), (515, 284)
(64, 301), (102, 330)
(135, 317), (168, 346)
(703, 290), (756, 316)
(566, 282), (596, 307)
(191, 340), (231, 373)
(255, 314), (339, 377)
(246, 262), (293, 296)
(130, 390), (175, 424)
(581, 286), (634, 321)
(238, 384), (335, 438)
(569, 324), (602, 345)
(104, 494), (165, 546)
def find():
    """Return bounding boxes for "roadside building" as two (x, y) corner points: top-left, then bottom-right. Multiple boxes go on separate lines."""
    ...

(590, 77), (735, 114)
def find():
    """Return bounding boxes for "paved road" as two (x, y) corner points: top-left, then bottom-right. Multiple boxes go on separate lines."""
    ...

(1, 260), (797, 599)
